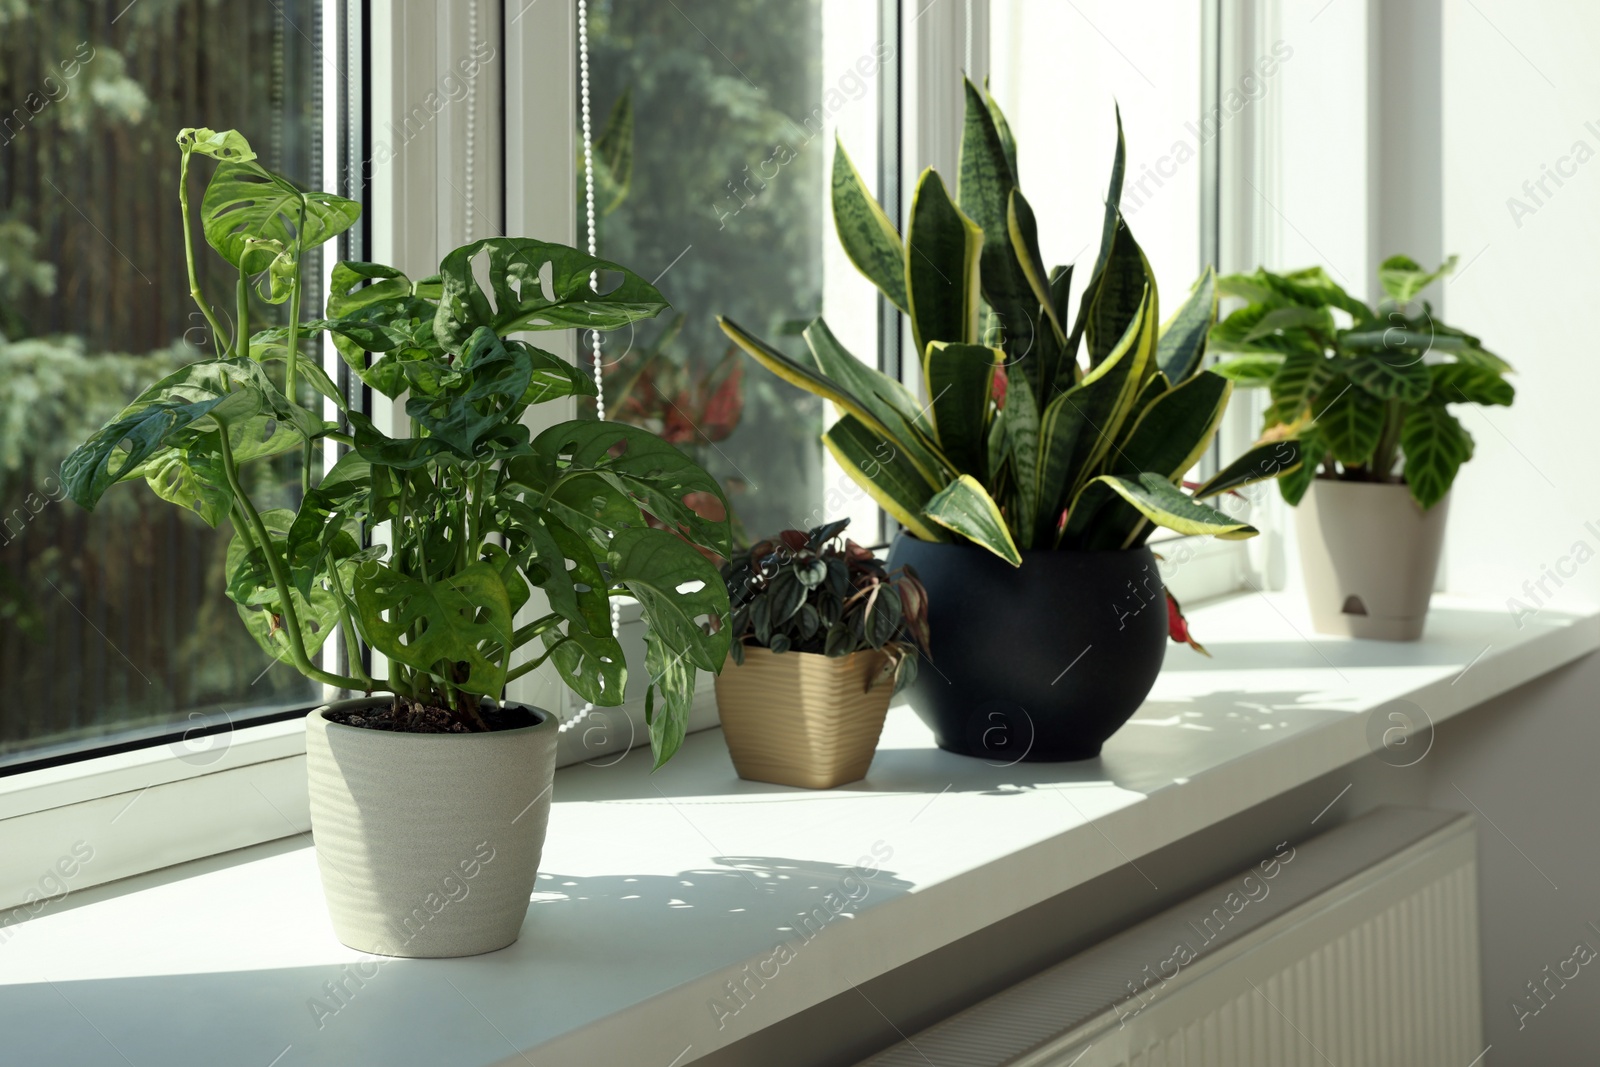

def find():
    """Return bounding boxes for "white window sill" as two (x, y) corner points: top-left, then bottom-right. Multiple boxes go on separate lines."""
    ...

(0, 593), (1594, 1066)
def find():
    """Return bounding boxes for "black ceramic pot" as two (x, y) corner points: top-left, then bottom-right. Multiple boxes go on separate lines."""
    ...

(886, 533), (1168, 762)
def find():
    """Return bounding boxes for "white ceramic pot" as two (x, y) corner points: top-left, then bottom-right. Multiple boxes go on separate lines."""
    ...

(1296, 480), (1450, 641)
(305, 698), (558, 958)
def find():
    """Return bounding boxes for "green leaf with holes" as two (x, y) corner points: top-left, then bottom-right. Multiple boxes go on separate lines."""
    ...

(225, 509), (340, 666)
(351, 560), (514, 699)
(202, 160), (359, 270)
(434, 237), (668, 350)
(608, 526), (731, 674)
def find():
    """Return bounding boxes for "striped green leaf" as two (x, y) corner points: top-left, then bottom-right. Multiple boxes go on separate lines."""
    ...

(1213, 353), (1285, 385)
(1378, 254), (1457, 305)
(923, 474), (1022, 566)
(1083, 473), (1258, 541)
(1002, 370), (1041, 548)
(1007, 188), (1065, 342)
(1155, 267), (1215, 383)
(1194, 439), (1305, 498)
(1242, 305), (1332, 344)
(802, 317), (939, 447)
(1268, 347), (1335, 426)
(1277, 430), (1322, 506)
(1034, 288), (1157, 534)
(1113, 371), (1232, 481)
(721, 315), (950, 486)
(923, 341), (1000, 478)
(831, 137), (908, 313)
(1401, 405), (1472, 509)
(982, 77), (1019, 175)
(822, 414), (948, 543)
(1429, 362), (1514, 406)
(1313, 378), (1385, 465)
(1084, 215), (1155, 368)
(1081, 105), (1128, 317)
(958, 79), (1036, 349)
(1346, 350), (1431, 402)
(906, 168), (984, 357)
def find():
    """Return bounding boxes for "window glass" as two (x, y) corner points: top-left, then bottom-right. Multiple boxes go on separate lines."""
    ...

(582, 0), (889, 545)
(0, 2), (327, 767)
(989, 0), (1203, 304)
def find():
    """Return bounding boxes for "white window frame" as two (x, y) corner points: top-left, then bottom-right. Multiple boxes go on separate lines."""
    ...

(0, 0), (1332, 910)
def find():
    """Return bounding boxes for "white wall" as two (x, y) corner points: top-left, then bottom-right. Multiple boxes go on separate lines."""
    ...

(1408, 1), (1600, 1060)
(1439, 0), (1600, 621)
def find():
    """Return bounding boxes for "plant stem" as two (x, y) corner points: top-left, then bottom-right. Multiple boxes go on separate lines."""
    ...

(326, 560), (373, 692)
(285, 271), (301, 400)
(236, 268), (250, 361)
(1370, 399), (1406, 482)
(505, 640), (564, 684)
(178, 150), (230, 354)
(510, 612), (565, 648)
(219, 431), (365, 692)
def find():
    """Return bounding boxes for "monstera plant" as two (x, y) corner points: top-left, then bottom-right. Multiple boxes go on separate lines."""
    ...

(1211, 254), (1512, 641)
(63, 127), (728, 760)
(60, 127), (731, 956)
(717, 81), (1302, 761)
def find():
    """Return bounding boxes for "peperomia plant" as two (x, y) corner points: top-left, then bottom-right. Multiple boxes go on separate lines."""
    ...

(1210, 255), (1514, 509)
(721, 520), (929, 690)
(61, 128), (731, 766)
(716, 80), (1302, 566)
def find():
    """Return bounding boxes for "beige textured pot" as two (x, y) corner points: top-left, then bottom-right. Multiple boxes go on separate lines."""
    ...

(305, 698), (558, 958)
(1296, 480), (1450, 641)
(714, 647), (892, 789)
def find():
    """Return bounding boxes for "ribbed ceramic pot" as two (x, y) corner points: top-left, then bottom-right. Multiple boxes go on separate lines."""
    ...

(305, 698), (558, 958)
(885, 534), (1168, 761)
(1296, 480), (1450, 641)
(715, 647), (893, 789)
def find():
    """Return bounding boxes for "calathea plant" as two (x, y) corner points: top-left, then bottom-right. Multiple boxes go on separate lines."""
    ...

(61, 128), (730, 766)
(1210, 255), (1513, 509)
(717, 81), (1302, 572)
(721, 519), (929, 689)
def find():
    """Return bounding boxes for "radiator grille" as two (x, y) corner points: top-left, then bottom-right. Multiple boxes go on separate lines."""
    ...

(857, 807), (1481, 1067)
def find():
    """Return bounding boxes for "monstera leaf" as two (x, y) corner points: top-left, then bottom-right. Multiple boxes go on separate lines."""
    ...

(225, 509), (340, 666)
(434, 237), (668, 350)
(201, 160), (360, 270)
(528, 420), (733, 560)
(61, 359), (326, 510)
(352, 560), (514, 698)
(607, 526), (731, 674)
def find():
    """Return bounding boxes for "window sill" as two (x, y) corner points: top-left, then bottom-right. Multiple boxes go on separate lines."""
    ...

(1, 593), (1594, 1066)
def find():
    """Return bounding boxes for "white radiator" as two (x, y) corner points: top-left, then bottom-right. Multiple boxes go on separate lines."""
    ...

(858, 807), (1482, 1067)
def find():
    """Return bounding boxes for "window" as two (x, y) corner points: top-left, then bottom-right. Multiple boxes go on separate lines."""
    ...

(990, 1), (1205, 313)
(0, 1), (331, 771)
(580, 0), (894, 547)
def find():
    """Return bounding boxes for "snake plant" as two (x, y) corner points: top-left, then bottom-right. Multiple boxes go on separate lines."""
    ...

(1210, 255), (1513, 509)
(717, 80), (1300, 565)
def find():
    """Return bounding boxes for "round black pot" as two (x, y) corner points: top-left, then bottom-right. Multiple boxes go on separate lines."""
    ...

(886, 533), (1168, 762)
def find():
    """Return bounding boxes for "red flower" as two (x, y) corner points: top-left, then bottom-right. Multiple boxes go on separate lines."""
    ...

(1166, 590), (1210, 657)
(991, 364), (1009, 410)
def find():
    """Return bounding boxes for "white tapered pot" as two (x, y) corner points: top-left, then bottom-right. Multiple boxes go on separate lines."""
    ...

(1296, 480), (1450, 641)
(305, 698), (558, 958)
